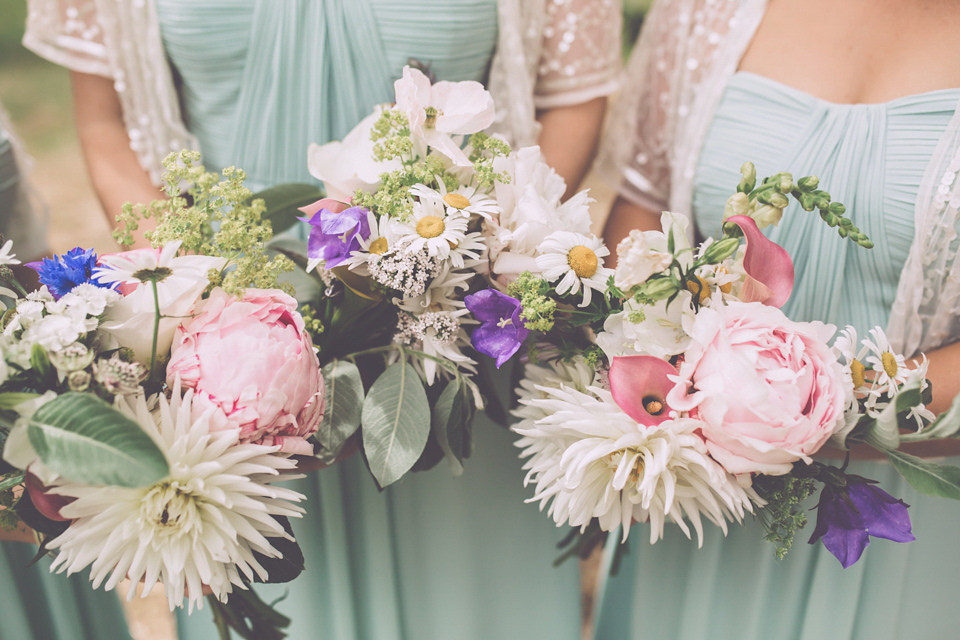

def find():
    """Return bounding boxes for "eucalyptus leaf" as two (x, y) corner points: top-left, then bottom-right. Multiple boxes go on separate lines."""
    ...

(903, 390), (960, 442)
(887, 449), (960, 500)
(252, 183), (326, 235)
(431, 379), (473, 476)
(316, 360), (364, 453)
(361, 362), (430, 487)
(28, 393), (168, 487)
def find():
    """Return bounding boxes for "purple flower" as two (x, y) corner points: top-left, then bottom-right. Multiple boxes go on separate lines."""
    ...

(301, 206), (370, 269)
(27, 247), (111, 299)
(465, 289), (529, 367)
(808, 479), (914, 568)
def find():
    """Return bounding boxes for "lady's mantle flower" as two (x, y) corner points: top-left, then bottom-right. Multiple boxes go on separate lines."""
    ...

(28, 247), (112, 299)
(301, 205), (371, 270)
(535, 231), (613, 307)
(464, 289), (529, 367)
(809, 479), (914, 568)
(46, 386), (306, 611)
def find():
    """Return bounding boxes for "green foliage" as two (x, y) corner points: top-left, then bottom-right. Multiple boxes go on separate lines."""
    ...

(430, 378), (476, 476)
(361, 361), (431, 487)
(315, 360), (364, 459)
(887, 450), (960, 500)
(507, 272), (557, 331)
(753, 473), (817, 560)
(115, 151), (294, 295)
(27, 393), (168, 487)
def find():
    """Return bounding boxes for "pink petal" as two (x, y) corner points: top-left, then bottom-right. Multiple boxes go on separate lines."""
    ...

(298, 198), (350, 217)
(727, 215), (794, 308)
(609, 355), (678, 426)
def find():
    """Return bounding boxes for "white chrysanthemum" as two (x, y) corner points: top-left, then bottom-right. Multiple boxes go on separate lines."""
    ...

(394, 193), (469, 261)
(0, 239), (20, 266)
(535, 231), (613, 307)
(513, 373), (755, 546)
(46, 387), (305, 612)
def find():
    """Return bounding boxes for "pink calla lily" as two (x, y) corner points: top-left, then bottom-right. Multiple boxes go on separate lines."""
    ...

(726, 215), (794, 308)
(298, 197), (350, 217)
(609, 355), (678, 426)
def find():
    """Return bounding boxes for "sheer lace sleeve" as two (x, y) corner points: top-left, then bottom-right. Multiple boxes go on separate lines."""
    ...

(534, 0), (622, 109)
(24, 0), (111, 77)
(595, 0), (764, 215)
(23, 0), (197, 187)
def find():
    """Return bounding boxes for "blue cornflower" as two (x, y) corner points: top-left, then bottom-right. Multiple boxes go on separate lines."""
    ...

(27, 247), (112, 299)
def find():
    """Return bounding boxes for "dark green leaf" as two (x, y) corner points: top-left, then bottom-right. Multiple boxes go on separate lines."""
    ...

(316, 360), (364, 454)
(361, 362), (430, 487)
(29, 344), (51, 381)
(252, 183), (325, 235)
(431, 379), (474, 476)
(252, 516), (305, 584)
(0, 392), (40, 411)
(28, 393), (168, 487)
(887, 449), (960, 500)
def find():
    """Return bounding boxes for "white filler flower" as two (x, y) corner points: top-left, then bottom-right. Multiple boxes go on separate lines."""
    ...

(46, 387), (305, 612)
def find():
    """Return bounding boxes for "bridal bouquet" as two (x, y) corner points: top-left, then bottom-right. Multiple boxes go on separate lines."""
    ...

(477, 164), (960, 568)
(0, 165), (324, 638)
(271, 65), (602, 487)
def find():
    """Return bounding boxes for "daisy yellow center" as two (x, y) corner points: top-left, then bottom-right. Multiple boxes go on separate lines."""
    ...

(369, 237), (389, 255)
(850, 358), (866, 388)
(715, 266), (733, 294)
(568, 245), (599, 278)
(685, 275), (711, 304)
(881, 351), (898, 378)
(416, 216), (446, 239)
(141, 481), (201, 536)
(443, 193), (471, 210)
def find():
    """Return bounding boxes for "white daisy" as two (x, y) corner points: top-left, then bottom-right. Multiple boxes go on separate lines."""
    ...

(860, 327), (910, 393)
(535, 231), (613, 307)
(394, 197), (469, 262)
(342, 211), (401, 274)
(0, 239), (20, 266)
(412, 182), (500, 221)
(46, 386), (305, 612)
(513, 365), (755, 546)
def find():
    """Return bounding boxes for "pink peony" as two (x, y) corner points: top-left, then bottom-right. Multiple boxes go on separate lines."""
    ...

(666, 301), (848, 475)
(166, 288), (324, 455)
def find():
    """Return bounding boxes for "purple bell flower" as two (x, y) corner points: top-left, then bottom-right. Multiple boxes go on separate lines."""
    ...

(465, 288), (529, 367)
(808, 479), (914, 568)
(300, 206), (371, 269)
(27, 247), (112, 299)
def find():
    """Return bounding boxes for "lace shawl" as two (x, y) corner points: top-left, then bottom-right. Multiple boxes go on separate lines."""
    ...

(597, 0), (960, 357)
(23, 0), (621, 183)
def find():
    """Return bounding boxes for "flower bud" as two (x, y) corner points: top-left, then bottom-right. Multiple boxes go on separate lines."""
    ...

(723, 192), (750, 220)
(828, 201), (846, 217)
(738, 162), (757, 193)
(778, 173), (794, 194)
(799, 193), (816, 211)
(798, 175), (820, 190)
(68, 370), (92, 392)
(701, 236), (741, 263)
(640, 276), (679, 300)
(751, 204), (783, 229)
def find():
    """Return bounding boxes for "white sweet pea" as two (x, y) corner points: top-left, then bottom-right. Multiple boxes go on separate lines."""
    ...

(95, 241), (227, 365)
(393, 66), (495, 167)
(307, 107), (402, 202)
(596, 292), (698, 361)
(614, 229), (674, 290)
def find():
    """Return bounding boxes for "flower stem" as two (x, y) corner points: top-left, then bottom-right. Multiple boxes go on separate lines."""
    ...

(148, 279), (161, 385)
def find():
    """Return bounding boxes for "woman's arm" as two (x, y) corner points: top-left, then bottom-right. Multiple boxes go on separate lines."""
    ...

(536, 96), (608, 200)
(601, 195), (663, 263)
(71, 71), (163, 249)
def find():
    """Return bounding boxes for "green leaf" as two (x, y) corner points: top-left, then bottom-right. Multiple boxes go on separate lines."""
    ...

(252, 183), (326, 235)
(27, 393), (168, 487)
(887, 449), (960, 500)
(29, 344), (51, 381)
(361, 362), (430, 487)
(0, 392), (41, 411)
(431, 379), (475, 476)
(316, 360), (364, 454)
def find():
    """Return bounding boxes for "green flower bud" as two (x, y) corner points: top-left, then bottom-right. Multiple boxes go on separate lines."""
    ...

(641, 276), (679, 300)
(797, 175), (820, 190)
(752, 204), (784, 229)
(738, 162), (757, 193)
(757, 190), (789, 208)
(778, 173), (794, 194)
(828, 201), (846, 217)
(701, 236), (741, 263)
(723, 192), (750, 220)
(799, 193), (816, 211)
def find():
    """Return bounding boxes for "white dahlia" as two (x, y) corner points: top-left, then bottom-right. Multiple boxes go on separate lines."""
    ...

(45, 387), (305, 612)
(513, 369), (755, 545)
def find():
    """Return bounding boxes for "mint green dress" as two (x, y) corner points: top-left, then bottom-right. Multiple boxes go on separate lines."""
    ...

(155, 3), (581, 639)
(595, 72), (960, 640)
